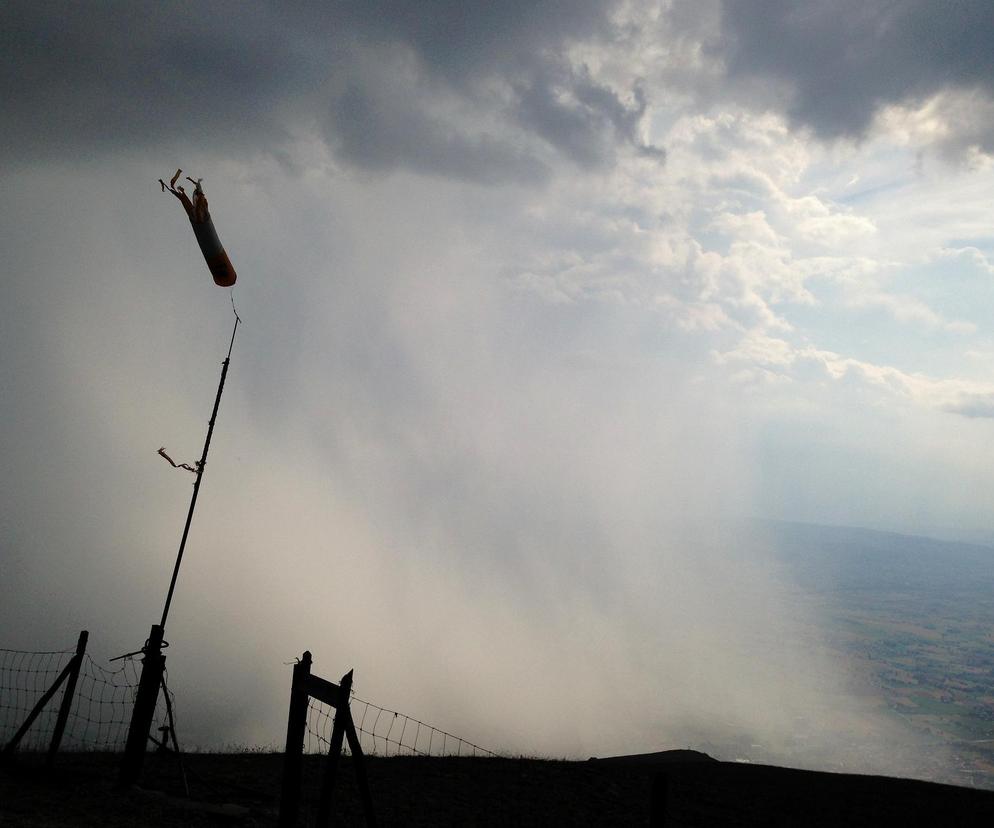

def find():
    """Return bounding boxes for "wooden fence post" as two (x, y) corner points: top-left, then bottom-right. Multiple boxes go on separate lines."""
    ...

(46, 630), (88, 765)
(279, 651), (312, 828)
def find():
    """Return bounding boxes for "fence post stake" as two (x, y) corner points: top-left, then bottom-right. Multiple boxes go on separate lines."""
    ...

(315, 669), (352, 827)
(279, 651), (312, 828)
(46, 630), (88, 766)
(119, 624), (166, 788)
(344, 704), (377, 827)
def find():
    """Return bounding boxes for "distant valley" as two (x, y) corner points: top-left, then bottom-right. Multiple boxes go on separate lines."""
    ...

(762, 521), (994, 787)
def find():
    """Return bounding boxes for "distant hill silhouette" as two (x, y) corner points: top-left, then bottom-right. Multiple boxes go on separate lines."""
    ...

(763, 518), (994, 593)
(590, 748), (717, 765)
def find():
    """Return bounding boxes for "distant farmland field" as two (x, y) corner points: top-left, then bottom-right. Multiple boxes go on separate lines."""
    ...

(768, 521), (994, 787)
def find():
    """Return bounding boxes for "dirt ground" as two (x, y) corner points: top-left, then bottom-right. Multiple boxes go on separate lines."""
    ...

(4, 750), (994, 826)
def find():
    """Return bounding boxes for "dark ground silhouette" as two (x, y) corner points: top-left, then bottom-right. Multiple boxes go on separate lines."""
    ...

(4, 749), (994, 826)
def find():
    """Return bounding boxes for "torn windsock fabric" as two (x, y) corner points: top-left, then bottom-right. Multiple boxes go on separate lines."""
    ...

(159, 169), (237, 287)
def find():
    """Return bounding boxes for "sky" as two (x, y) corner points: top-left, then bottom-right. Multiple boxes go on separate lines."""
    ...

(2, 1), (994, 766)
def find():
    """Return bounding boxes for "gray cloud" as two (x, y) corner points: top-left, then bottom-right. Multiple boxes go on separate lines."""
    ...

(8, 0), (994, 174)
(515, 66), (664, 169)
(719, 0), (994, 149)
(945, 394), (994, 419)
(326, 52), (550, 184)
(0, 2), (306, 160)
(324, 0), (610, 78)
(1, 1), (660, 180)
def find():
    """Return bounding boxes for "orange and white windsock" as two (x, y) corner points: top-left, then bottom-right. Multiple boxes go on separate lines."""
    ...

(159, 169), (237, 287)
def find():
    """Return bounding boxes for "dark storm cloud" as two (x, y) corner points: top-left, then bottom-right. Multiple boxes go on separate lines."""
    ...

(0, 0), (660, 179)
(720, 0), (994, 146)
(323, 0), (664, 171)
(327, 0), (609, 78)
(515, 67), (664, 169)
(327, 62), (550, 184)
(0, 2), (306, 159)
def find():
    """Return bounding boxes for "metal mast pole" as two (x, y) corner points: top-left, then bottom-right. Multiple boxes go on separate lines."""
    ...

(160, 313), (240, 630)
(121, 313), (240, 788)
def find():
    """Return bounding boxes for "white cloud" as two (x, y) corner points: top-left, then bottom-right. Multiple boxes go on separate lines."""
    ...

(717, 332), (994, 417)
(937, 245), (994, 277)
(849, 292), (976, 334)
(875, 90), (994, 167)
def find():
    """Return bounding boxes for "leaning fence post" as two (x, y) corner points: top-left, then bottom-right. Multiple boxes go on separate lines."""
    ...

(279, 651), (312, 828)
(343, 702), (377, 827)
(316, 669), (352, 827)
(46, 630), (88, 765)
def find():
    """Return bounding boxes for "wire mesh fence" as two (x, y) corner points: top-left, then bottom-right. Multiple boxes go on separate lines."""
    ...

(292, 678), (514, 826)
(5, 640), (535, 824)
(0, 643), (174, 754)
(304, 693), (497, 759)
(0, 647), (74, 752)
(68, 654), (175, 751)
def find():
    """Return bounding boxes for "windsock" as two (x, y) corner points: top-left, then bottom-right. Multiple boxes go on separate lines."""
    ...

(159, 169), (237, 287)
